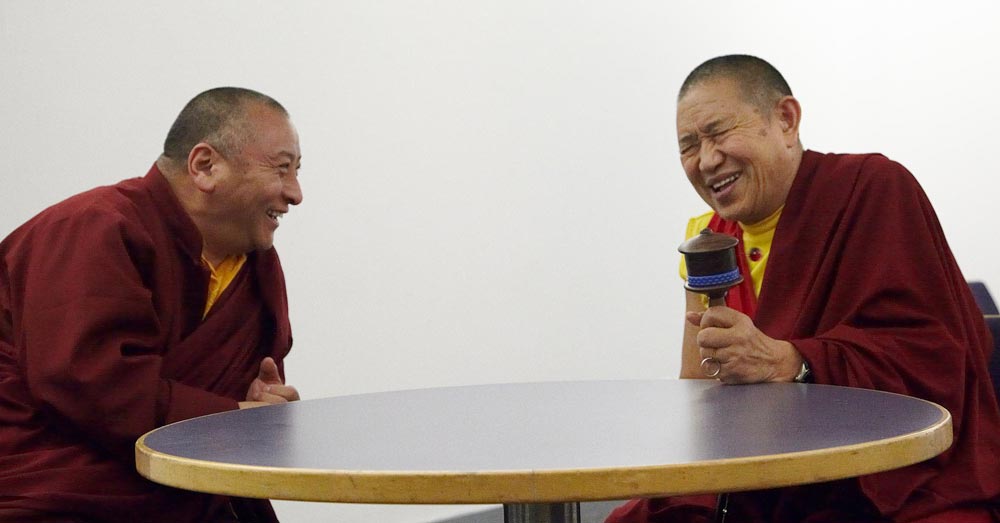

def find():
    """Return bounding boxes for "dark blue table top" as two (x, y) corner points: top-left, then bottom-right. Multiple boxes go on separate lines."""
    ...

(136, 380), (951, 503)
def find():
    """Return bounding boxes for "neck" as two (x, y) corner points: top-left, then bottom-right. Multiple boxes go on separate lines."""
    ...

(202, 248), (226, 268)
(736, 147), (803, 226)
(765, 147), (804, 219)
(157, 157), (230, 267)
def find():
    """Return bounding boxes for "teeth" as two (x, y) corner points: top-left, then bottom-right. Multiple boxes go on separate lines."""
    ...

(712, 174), (739, 191)
(267, 211), (283, 220)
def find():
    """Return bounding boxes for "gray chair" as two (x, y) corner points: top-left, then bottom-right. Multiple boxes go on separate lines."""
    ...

(968, 281), (1000, 401)
(969, 281), (999, 315)
(984, 316), (1000, 402)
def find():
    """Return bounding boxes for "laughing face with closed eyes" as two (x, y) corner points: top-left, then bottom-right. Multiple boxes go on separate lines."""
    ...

(201, 103), (303, 265)
(676, 77), (800, 225)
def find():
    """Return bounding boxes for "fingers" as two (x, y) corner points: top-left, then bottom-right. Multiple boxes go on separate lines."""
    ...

(245, 358), (301, 404)
(696, 326), (795, 384)
(699, 346), (720, 360)
(696, 329), (730, 350)
(696, 318), (742, 349)
(696, 306), (752, 348)
(246, 378), (300, 403)
(261, 383), (300, 402)
(246, 378), (266, 402)
(696, 352), (748, 384)
(251, 385), (299, 404)
(698, 306), (741, 328)
(257, 357), (283, 385)
(689, 306), (737, 328)
(693, 308), (751, 382)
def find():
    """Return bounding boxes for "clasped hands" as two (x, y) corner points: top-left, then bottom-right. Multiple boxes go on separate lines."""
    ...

(689, 306), (804, 384)
(239, 357), (301, 409)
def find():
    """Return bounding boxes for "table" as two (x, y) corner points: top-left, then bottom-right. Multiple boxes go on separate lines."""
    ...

(136, 380), (952, 523)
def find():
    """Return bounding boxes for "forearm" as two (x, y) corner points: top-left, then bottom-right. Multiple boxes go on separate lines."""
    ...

(679, 290), (710, 379)
(28, 347), (239, 456)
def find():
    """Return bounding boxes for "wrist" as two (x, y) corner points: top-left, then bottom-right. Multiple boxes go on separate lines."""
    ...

(779, 341), (808, 382)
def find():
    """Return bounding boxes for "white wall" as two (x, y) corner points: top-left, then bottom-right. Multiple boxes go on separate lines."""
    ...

(2, 1), (998, 521)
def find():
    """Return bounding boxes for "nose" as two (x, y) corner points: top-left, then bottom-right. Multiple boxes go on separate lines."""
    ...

(284, 174), (303, 206)
(698, 139), (723, 173)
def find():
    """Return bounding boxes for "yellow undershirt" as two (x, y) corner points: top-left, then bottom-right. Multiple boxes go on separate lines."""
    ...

(679, 206), (783, 298)
(202, 254), (247, 318)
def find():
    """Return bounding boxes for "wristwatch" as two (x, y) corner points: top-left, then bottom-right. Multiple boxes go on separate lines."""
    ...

(793, 361), (812, 383)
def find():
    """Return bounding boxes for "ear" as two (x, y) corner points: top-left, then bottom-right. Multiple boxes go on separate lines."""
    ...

(774, 95), (802, 147)
(187, 142), (220, 194)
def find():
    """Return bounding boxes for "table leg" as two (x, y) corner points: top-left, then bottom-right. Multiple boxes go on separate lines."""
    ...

(714, 493), (729, 523)
(503, 502), (580, 523)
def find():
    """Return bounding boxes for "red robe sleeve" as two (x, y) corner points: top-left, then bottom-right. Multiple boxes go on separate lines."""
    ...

(17, 204), (238, 458)
(756, 152), (1000, 519)
(609, 153), (1000, 522)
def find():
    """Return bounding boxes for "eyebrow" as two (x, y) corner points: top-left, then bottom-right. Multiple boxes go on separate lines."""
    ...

(678, 118), (728, 148)
(700, 119), (725, 135)
(678, 134), (698, 149)
(268, 151), (301, 163)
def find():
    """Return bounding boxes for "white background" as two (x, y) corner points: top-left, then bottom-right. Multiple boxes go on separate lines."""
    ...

(2, 1), (998, 521)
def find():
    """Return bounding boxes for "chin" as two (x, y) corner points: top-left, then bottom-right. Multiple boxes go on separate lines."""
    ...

(709, 203), (733, 219)
(255, 232), (276, 250)
(714, 208), (746, 224)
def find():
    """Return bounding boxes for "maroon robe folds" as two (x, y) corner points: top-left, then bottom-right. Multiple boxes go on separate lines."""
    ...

(609, 151), (1000, 522)
(0, 165), (292, 522)
(707, 213), (757, 319)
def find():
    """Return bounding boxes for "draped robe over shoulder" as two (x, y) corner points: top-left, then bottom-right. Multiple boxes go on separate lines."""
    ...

(0, 165), (292, 522)
(608, 151), (1000, 522)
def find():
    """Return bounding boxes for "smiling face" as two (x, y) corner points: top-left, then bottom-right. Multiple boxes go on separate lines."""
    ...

(676, 77), (801, 224)
(203, 104), (303, 263)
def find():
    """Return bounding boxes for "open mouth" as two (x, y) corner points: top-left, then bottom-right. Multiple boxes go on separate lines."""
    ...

(266, 210), (284, 225)
(711, 173), (741, 193)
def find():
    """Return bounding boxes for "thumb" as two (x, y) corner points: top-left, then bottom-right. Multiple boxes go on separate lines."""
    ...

(258, 357), (283, 385)
(686, 311), (704, 326)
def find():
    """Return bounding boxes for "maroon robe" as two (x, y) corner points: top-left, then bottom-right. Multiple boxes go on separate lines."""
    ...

(608, 151), (1000, 522)
(0, 165), (292, 522)
(708, 213), (757, 318)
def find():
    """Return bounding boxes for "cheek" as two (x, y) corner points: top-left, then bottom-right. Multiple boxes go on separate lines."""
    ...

(681, 158), (699, 181)
(267, 180), (287, 199)
(245, 181), (280, 204)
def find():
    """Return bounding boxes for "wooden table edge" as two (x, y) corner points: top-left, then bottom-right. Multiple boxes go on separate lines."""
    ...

(135, 402), (952, 504)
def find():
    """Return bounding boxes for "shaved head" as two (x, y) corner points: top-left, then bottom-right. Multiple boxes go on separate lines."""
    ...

(679, 55), (793, 114)
(161, 87), (288, 166)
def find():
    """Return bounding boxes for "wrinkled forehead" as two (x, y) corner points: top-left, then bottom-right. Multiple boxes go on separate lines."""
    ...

(676, 80), (751, 132)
